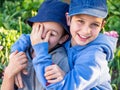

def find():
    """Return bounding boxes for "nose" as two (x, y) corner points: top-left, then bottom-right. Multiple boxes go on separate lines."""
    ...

(81, 25), (91, 35)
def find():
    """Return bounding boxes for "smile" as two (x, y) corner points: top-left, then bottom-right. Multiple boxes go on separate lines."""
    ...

(77, 34), (91, 41)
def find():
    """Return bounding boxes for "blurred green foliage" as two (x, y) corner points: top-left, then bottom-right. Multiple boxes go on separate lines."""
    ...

(0, 0), (44, 33)
(106, 0), (120, 42)
(0, 27), (20, 84)
(0, 0), (120, 89)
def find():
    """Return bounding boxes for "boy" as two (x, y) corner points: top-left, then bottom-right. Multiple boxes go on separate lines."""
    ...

(31, 0), (118, 90)
(1, 0), (70, 90)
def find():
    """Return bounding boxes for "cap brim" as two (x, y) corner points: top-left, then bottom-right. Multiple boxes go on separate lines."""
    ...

(69, 8), (108, 18)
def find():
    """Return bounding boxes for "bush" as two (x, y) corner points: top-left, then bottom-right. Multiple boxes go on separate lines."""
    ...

(0, 0), (44, 34)
(0, 27), (20, 84)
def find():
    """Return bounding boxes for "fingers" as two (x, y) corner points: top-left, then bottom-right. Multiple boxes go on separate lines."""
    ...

(45, 69), (63, 82)
(39, 24), (44, 38)
(14, 52), (28, 65)
(44, 64), (65, 84)
(45, 65), (53, 72)
(45, 69), (64, 84)
(31, 22), (51, 45)
(110, 31), (119, 38)
(104, 31), (119, 38)
(44, 69), (55, 78)
(45, 71), (61, 80)
(32, 23), (41, 34)
(10, 51), (27, 61)
(30, 23), (44, 45)
(18, 56), (28, 65)
(20, 62), (28, 70)
(15, 73), (24, 88)
(22, 69), (28, 75)
(44, 31), (51, 42)
(47, 77), (63, 84)
(8, 51), (28, 75)
(15, 75), (20, 88)
(9, 50), (18, 60)
(17, 73), (24, 88)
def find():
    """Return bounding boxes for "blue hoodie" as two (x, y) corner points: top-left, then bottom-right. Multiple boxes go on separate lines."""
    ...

(10, 34), (70, 90)
(32, 33), (117, 90)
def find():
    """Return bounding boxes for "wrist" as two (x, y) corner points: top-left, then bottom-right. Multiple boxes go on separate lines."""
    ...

(4, 67), (15, 79)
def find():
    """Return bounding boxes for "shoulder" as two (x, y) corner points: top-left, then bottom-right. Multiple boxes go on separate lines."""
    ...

(92, 33), (118, 45)
(50, 46), (67, 56)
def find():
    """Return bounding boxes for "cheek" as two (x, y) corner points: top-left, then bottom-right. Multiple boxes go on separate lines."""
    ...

(70, 22), (81, 33)
(70, 26), (78, 37)
(49, 37), (59, 46)
(91, 29), (101, 38)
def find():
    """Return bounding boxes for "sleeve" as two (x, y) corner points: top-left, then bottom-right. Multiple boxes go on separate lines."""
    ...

(11, 34), (31, 53)
(32, 44), (112, 90)
(32, 42), (52, 88)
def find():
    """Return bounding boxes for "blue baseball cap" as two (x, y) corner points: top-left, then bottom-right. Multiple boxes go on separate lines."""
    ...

(69, 0), (108, 18)
(27, 0), (69, 34)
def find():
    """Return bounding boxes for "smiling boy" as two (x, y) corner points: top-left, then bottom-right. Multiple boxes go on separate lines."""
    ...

(32, 0), (118, 90)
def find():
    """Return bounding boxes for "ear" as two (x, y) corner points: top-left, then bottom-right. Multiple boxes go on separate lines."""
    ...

(101, 20), (106, 29)
(65, 12), (71, 26)
(58, 34), (69, 44)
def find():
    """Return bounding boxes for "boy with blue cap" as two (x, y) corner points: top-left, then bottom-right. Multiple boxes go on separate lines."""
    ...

(1, 0), (70, 90)
(31, 0), (118, 90)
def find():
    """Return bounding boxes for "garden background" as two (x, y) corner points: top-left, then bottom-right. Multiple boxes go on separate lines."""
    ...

(0, 0), (120, 89)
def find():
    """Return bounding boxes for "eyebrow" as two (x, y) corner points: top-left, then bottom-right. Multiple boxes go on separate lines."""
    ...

(78, 17), (85, 20)
(92, 21), (101, 25)
(77, 15), (102, 23)
(79, 17), (101, 25)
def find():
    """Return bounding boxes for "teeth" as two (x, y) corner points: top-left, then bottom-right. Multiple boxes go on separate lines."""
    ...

(80, 35), (87, 39)
(79, 34), (91, 39)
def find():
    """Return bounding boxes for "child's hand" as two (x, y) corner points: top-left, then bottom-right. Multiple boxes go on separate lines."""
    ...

(5, 51), (28, 78)
(30, 23), (51, 46)
(104, 31), (119, 38)
(44, 64), (65, 84)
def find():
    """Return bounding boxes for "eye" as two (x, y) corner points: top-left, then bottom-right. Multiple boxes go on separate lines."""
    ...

(51, 31), (57, 36)
(78, 19), (84, 24)
(91, 23), (100, 28)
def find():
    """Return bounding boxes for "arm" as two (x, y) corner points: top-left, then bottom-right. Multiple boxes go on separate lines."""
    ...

(10, 34), (31, 88)
(1, 68), (15, 90)
(11, 34), (31, 53)
(32, 42), (52, 88)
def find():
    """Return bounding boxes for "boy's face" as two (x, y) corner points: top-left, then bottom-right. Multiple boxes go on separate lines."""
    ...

(67, 14), (104, 46)
(33, 22), (68, 51)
